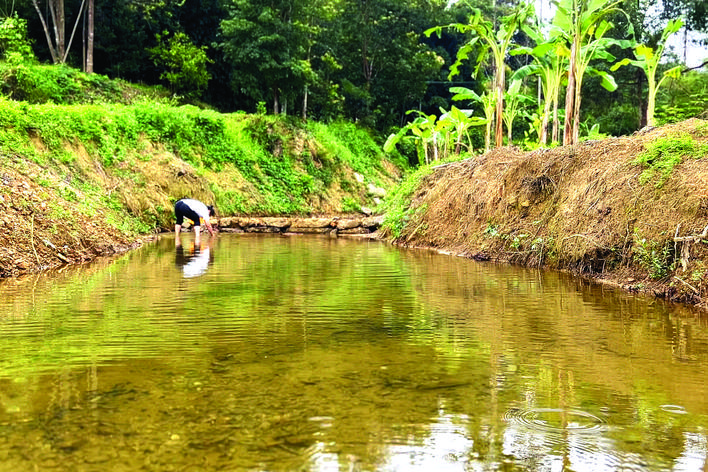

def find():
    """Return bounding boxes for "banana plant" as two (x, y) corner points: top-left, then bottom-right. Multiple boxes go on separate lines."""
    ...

(450, 86), (495, 152)
(553, 0), (633, 145)
(611, 18), (684, 127)
(439, 105), (486, 155)
(426, 3), (533, 148)
(511, 24), (569, 146)
(384, 111), (445, 164)
(384, 106), (485, 161)
(502, 78), (534, 144)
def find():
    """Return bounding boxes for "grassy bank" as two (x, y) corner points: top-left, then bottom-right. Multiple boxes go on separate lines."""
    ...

(381, 118), (708, 309)
(0, 67), (408, 277)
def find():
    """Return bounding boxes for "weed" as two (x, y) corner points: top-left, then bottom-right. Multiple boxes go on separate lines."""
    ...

(696, 122), (708, 137)
(510, 234), (528, 250)
(635, 133), (708, 188)
(380, 163), (435, 238)
(342, 197), (361, 213)
(483, 223), (500, 237)
(691, 269), (705, 282)
(633, 230), (675, 279)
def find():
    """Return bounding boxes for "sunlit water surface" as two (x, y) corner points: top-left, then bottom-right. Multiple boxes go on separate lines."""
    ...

(1, 234), (707, 471)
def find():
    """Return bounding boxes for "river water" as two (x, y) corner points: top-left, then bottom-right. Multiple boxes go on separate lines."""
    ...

(0, 234), (707, 471)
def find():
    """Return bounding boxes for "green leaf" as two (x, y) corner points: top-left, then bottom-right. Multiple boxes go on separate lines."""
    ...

(449, 86), (481, 102)
(664, 65), (683, 80)
(635, 44), (655, 61)
(594, 20), (613, 39)
(586, 0), (612, 17)
(531, 43), (556, 57)
(665, 18), (684, 36)
(610, 57), (636, 72)
(588, 69), (618, 91)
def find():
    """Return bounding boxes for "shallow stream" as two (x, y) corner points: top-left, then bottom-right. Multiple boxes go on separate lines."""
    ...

(0, 234), (707, 471)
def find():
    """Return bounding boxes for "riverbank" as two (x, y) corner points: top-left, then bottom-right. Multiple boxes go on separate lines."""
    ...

(4, 106), (708, 313)
(381, 118), (708, 311)
(0, 97), (405, 278)
(0, 156), (385, 277)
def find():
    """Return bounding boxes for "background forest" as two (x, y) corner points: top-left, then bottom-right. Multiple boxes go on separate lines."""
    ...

(0, 0), (707, 160)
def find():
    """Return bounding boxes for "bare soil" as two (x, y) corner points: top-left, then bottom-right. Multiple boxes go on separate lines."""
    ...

(0, 156), (145, 278)
(387, 118), (708, 311)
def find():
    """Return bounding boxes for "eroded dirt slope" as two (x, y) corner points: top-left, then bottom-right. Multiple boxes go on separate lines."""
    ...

(389, 118), (708, 309)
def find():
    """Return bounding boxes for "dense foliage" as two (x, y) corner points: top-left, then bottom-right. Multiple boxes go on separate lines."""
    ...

(0, 0), (705, 155)
(0, 88), (407, 230)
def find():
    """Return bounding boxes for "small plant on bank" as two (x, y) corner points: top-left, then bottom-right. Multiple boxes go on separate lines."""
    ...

(483, 222), (500, 237)
(381, 164), (437, 239)
(510, 233), (528, 250)
(341, 197), (361, 213)
(634, 133), (708, 188)
(633, 230), (676, 279)
(0, 14), (36, 64)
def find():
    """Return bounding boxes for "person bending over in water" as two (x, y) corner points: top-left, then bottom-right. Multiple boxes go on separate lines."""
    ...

(174, 198), (216, 243)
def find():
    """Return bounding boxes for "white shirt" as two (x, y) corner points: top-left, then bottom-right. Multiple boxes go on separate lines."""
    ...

(179, 199), (211, 225)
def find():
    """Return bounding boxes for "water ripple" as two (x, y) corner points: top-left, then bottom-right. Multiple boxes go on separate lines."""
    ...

(503, 407), (607, 434)
(660, 404), (688, 415)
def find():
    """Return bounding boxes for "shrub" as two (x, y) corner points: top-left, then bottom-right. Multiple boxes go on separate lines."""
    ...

(0, 14), (35, 64)
(148, 32), (212, 98)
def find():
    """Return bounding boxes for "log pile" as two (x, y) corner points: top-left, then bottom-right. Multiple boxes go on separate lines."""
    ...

(216, 216), (384, 236)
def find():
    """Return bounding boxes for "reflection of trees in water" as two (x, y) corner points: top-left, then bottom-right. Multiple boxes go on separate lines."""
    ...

(2, 236), (708, 470)
(14, 342), (706, 472)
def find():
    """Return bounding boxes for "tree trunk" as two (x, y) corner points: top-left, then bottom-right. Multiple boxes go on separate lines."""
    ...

(85, 0), (94, 73)
(552, 95), (559, 144)
(563, 37), (578, 146)
(485, 119), (492, 152)
(636, 68), (646, 128)
(273, 87), (279, 114)
(572, 81), (582, 144)
(494, 66), (504, 147)
(540, 98), (551, 146)
(539, 77), (549, 146)
(52, 0), (66, 61)
(32, 0), (89, 67)
(31, 0), (59, 63)
(646, 76), (657, 127)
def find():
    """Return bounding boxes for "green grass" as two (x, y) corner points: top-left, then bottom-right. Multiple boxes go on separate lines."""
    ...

(380, 163), (437, 239)
(0, 62), (161, 105)
(635, 133), (708, 188)
(0, 64), (407, 228)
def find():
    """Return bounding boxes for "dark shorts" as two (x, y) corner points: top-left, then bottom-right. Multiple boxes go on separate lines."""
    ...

(175, 200), (201, 226)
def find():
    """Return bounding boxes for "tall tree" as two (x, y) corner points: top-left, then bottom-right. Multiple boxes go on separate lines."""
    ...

(427, 3), (533, 147)
(85, 0), (93, 72)
(553, 0), (632, 145)
(31, 0), (65, 63)
(332, 0), (446, 129)
(31, 0), (94, 71)
(219, 0), (311, 114)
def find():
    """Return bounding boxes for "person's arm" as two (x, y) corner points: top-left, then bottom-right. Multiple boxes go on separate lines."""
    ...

(175, 224), (181, 236)
(204, 220), (216, 237)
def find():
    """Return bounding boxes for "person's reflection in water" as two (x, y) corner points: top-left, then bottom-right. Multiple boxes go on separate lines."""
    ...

(175, 234), (214, 278)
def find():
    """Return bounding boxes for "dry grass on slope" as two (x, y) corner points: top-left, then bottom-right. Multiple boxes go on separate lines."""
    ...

(395, 118), (708, 308)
